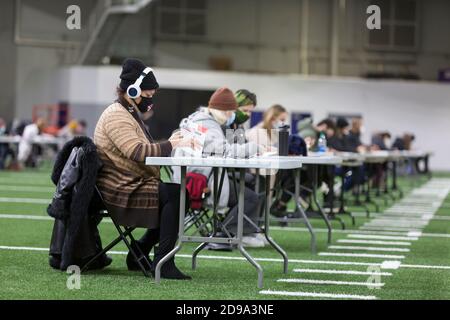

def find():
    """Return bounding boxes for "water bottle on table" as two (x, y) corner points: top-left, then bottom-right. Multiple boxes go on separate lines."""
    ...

(318, 132), (327, 153)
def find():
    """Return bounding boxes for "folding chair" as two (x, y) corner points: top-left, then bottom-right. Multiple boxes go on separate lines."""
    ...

(81, 186), (152, 277)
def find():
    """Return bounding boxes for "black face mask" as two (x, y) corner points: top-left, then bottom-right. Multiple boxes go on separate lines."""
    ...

(135, 96), (154, 113)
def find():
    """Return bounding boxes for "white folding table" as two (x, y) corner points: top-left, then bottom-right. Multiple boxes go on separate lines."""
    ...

(145, 156), (305, 288)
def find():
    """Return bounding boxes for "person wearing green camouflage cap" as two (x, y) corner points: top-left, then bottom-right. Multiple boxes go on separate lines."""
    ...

(232, 89), (257, 129)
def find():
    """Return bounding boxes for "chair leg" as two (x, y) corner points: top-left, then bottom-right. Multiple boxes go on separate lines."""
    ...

(127, 230), (153, 271)
(114, 225), (151, 278)
(81, 235), (122, 273)
(81, 226), (134, 273)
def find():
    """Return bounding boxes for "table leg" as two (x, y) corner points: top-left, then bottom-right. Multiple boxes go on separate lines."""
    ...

(312, 165), (333, 241)
(339, 166), (346, 214)
(255, 168), (260, 194)
(236, 168), (264, 288)
(155, 165), (187, 284)
(327, 166), (335, 215)
(425, 155), (432, 180)
(192, 167), (220, 269)
(264, 172), (288, 273)
(294, 168), (317, 253)
(365, 164), (379, 214)
(391, 160), (403, 198)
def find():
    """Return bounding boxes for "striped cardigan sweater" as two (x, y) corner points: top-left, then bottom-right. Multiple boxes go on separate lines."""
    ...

(94, 102), (172, 228)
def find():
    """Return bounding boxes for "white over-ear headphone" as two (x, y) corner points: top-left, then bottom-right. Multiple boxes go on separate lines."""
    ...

(126, 67), (153, 99)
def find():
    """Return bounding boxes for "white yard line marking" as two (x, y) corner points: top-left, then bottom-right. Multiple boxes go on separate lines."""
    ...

(292, 268), (392, 276)
(360, 226), (423, 232)
(407, 231), (422, 237)
(319, 252), (405, 259)
(337, 239), (411, 246)
(348, 234), (418, 241)
(0, 214), (52, 221)
(401, 264), (450, 270)
(371, 216), (434, 222)
(380, 260), (401, 269)
(364, 223), (427, 228)
(0, 213), (113, 223)
(328, 245), (410, 252)
(379, 214), (434, 219)
(270, 226), (415, 236)
(259, 290), (377, 300)
(0, 180), (52, 186)
(366, 220), (428, 225)
(0, 246), (48, 252)
(2, 214), (450, 239)
(277, 279), (385, 287)
(426, 215), (450, 221)
(292, 260), (384, 267)
(3, 245), (450, 271)
(0, 185), (54, 193)
(387, 207), (434, 210)
(270, 226), (450, 238)
(0, 197), (50, 204)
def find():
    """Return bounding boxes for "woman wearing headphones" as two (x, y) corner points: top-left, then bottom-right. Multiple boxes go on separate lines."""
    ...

(94, 58), (194, 280)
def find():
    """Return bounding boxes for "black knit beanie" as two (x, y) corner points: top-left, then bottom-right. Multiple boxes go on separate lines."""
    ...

(119, 58), (159, 92)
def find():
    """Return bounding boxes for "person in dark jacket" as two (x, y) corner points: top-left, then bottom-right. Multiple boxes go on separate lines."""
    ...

(47, 136), (111, 270)
(328, 117), (353, 152)
(329, 118), (366, 192)
(347, 117), (366, 153)
(392, 133), (415, 151)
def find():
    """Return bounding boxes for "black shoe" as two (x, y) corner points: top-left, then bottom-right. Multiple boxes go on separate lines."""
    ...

(270, 201), (288, 217)
(49, 255), (61, 269)
(126, 242), (152, 271)
(82, 254), (113, 271)
(151, 260), (191, 280)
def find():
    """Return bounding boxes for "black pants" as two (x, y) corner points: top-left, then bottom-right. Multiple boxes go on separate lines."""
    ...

(137, 183), (182, 263)
(278, 168), (313, 204)
(223, 180), (261, 235)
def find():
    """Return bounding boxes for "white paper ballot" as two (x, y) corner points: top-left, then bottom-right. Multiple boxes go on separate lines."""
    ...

(179, 118), (208, 157)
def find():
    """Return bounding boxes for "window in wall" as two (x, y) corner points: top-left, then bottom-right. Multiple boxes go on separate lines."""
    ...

(155, 0), (207, 40)
(367, 0), (419, 51)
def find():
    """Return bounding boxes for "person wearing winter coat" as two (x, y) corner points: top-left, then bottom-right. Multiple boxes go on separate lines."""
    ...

(171, 87), (264, 247)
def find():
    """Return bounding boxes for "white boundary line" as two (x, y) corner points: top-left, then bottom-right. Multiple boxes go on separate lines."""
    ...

(0, 214), (113, 223)
(292, 268), (392, 276)
(318, 252), (405, 259)
(0, 185), (54, 193)
(347, 234), (418, 240)
(259, 290), (377, 300)
(4, 214), (450, 238)
(361, 226), (423, 231)
(0, 198), (50, 204)
(277, 279), (385, 287)
(337, 239), (411, 246)
(0, 214), (53, 221)
(3, 245), (450, 270)
(328, 245), (410, 252)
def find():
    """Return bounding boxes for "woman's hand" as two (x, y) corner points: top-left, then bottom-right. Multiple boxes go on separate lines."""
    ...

(169, 131), (201, 150)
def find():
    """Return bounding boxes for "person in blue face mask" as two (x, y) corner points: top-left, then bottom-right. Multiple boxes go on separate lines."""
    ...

(172, 87), (265, 249)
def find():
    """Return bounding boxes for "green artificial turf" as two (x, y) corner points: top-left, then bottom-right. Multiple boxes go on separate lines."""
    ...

(1, 168), (450, 300)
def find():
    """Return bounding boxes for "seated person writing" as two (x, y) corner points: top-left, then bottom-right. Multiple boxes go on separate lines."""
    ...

(171, 87), (265, 248)
(94, 58), (194, 279)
